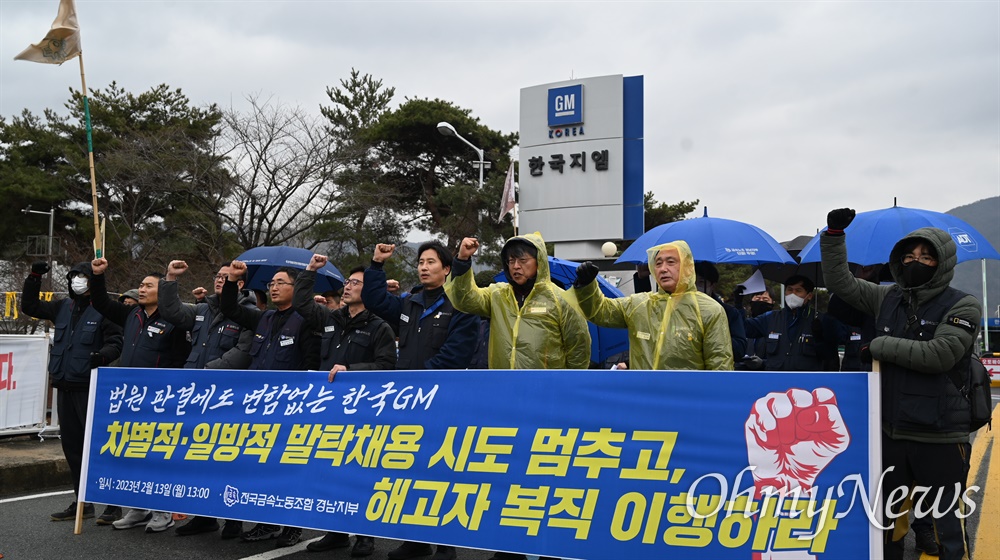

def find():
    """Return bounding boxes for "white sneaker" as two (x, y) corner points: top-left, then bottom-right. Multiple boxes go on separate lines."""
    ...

(144, 511), (175, 533)
(112, 508), (152, 530)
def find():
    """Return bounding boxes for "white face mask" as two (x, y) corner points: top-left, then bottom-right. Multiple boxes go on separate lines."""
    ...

(784, 293), (806, 309)
(71, 276), (89, 295)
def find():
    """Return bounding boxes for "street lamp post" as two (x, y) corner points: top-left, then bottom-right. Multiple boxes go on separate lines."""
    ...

(23, 205), (55, 292)
(437, 121), (486, 190)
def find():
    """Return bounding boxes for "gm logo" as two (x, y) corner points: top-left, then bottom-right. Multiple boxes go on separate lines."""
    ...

(548, 85), (583, 127)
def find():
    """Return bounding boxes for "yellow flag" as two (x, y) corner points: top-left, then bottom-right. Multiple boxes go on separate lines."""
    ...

(14, 0), (81, 65)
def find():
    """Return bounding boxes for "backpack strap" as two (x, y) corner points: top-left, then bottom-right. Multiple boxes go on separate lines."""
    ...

(930, 288), (977, 393)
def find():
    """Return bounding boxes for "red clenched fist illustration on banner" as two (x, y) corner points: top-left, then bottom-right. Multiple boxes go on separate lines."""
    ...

(745, 388), (851, 492)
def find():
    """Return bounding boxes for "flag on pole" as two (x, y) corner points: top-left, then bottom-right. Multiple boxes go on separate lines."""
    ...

(16, 0), (101, 259)
(498, 163), (516, 222)
(14, 0), (81, 65)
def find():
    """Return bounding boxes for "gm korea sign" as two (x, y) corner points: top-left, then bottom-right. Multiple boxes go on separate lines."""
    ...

(520, 74), (644, 249)
(548, 85), (583, 127)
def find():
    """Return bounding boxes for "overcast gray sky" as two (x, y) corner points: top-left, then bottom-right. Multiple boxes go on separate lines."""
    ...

(2, 0), (998, 244)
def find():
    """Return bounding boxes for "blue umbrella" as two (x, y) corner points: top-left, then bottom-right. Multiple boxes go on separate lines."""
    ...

(616, 208), (796, 265)
(235, 246), (345, 292)
(493, 256), (629, 364)
(796, 205), (1000, 265)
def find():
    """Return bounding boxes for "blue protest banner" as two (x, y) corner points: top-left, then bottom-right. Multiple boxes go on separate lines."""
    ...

(80, 368), (879, 559)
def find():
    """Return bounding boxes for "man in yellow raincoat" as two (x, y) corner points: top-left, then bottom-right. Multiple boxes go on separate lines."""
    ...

(445, 232), (591, 370)
(574, 240), (733, 370)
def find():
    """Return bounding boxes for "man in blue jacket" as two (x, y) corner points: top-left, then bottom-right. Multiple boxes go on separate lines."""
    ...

(21, 261), (122, 525)
(158, 259), (256, 539)
(355, 241), (479, 560)
(219, 260), (320, 548)
(89, 257), (190, 534)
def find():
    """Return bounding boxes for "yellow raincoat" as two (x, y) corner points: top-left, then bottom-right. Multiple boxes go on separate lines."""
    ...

(445, 232), (592, 369)
(574, 240), (733, 370)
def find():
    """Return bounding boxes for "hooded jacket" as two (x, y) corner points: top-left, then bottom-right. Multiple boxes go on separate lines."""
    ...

(574, 240), (733, 371)
(445, 232), (592, 369)
(821, 227), (982, 442)
(21, 262), (123, 388)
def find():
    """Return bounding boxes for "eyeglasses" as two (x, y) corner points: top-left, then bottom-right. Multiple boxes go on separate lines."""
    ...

(507, 257), (534, 267)
(902, 254), (937, 266)
(214, 274), (227, 280)
(344, 278), (364, 287)
(266, 281), (292, 289)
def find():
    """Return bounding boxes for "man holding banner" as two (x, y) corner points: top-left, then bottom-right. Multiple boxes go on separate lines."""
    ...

(294, 257), (397, 556)
(21, 260), (122, 524)
(89, 257), (190, 533)
(157, 260), (256, 539)
(446, 233), (589, 560)
(220, 261), (320, 547)
(361, 241), (480, 560)
(821, 208), (982, 560)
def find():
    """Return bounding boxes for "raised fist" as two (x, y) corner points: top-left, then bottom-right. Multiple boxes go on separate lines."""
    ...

(574, 261), (599, 288)
(745, 387), (850, 492)
(458, 237), (480, 260)
(91, 258), (108, 275)
(191, 287), (208, 301)
(308, 254), (328, 271)
(166, 260), (188, 280)
(373, 243), (395, 263)
(228, 260), (247, 281)
(826, 208), (856, 232)
(31, 261), (50, 276)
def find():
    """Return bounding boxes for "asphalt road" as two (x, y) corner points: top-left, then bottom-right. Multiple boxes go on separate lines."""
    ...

(0, 493), (501, 560)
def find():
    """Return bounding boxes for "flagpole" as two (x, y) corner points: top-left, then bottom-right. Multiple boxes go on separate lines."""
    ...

(512, 203), (518, 237)
(77, 51), (102, 258)
(982, 258), (990, 350)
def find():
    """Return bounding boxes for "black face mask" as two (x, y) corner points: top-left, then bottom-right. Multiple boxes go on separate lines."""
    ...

(900, 261), (936, 288)
(750, 301), (774, 317)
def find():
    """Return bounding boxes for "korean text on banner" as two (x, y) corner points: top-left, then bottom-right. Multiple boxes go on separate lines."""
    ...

(80, 367), (880, 559)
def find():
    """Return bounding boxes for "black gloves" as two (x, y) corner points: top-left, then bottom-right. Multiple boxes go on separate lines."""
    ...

(827, 208), (856, 233)
(574, 262), (600, 288)
(742, 356), (764, 371)
(733, 285), (746, 308)
(90, 352), (105, 368)
(31, 261), (50, 276)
